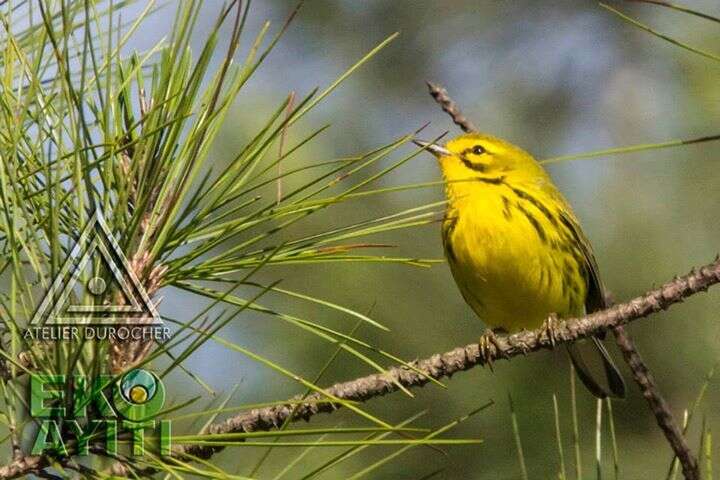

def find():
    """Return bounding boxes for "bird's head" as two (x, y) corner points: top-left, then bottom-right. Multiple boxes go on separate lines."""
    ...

(414, 133), (546, 183)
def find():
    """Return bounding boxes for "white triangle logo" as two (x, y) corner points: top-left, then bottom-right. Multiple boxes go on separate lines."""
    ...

(30, 209), (162, 326)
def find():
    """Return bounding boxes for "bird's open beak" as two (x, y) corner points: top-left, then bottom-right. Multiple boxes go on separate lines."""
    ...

(413, 139), (451, 157)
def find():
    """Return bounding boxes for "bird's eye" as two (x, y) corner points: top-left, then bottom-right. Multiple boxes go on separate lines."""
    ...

(471, 145), (485, 155)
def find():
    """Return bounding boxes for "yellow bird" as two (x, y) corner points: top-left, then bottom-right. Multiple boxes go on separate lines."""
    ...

(415, 133), (625, 398)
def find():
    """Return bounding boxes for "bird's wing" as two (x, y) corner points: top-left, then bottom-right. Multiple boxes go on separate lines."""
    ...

(557, 209), (626, 398)
(557, 209), (607, 312)
(536, 175), (607, 311)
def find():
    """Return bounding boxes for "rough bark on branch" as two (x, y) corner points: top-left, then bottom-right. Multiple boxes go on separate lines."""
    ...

(141, 256), (720, 475)
(3, 256), (718, 479)
(614, 325), (699, 479)
(426, 81), (478, 133)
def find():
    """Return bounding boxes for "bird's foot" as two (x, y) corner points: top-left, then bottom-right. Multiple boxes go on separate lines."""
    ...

(479, 328), (506, 368)
(542, 313), (560, 347)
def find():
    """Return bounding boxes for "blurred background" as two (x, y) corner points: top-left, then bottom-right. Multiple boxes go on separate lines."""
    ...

(130, 1), (720, 478)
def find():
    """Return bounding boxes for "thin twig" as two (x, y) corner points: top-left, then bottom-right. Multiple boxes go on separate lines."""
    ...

(613, 325), (699, 480)
(426, 81), (478, 133)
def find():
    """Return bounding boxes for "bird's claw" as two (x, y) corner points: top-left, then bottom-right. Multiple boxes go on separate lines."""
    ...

(479, 328), (505, 368)
(542, 313), (560, 347)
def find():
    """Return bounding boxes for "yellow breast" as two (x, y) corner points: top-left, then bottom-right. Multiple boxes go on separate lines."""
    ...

(443, 180), (587, 332)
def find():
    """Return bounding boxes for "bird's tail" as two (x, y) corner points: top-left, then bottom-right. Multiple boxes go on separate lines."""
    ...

(566, 337), (626, 399)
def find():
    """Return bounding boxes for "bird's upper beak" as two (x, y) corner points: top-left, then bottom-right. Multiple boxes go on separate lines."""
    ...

(413, 139), (451, 157)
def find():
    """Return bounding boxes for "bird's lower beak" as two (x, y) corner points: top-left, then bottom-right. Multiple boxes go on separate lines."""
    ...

(413, 139), (451, 157)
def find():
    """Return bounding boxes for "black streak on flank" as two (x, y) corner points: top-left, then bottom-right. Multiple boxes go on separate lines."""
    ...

(538, 265), (548, 290)
(511, 187), (558, 227)
(516, 202), (546, 242)
(442, 215), (459, 263)
(578, 262), (589, 285)
(560, 270), (571, 301)
(476, 176), (506, 186)
(501, 196), (512, 220)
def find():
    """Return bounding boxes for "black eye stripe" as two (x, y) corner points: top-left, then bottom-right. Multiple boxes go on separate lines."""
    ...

(459, 145), (488, 172)
(460, 154), (487, 172)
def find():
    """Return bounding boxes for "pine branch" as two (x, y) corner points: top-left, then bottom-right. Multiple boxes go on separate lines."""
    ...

(613, 325), (699, 479)
(107, 255), (718, 478)
(425, 81), (478, 133)
(2, 257), (718, 478)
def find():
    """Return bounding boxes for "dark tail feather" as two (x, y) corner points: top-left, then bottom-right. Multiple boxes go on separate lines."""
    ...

(566, 339), (626, 399)
(592, 337), (626, 398)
